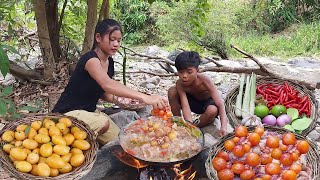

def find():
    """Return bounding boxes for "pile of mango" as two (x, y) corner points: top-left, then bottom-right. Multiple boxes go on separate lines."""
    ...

(1, 117), (91, 177)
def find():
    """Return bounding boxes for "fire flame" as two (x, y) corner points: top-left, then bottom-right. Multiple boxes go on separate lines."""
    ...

(172, 163), (196, 180)
(114, 150), (148, 169)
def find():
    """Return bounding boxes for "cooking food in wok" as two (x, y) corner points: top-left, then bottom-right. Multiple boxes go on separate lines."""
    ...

(119, 116), (203, 163)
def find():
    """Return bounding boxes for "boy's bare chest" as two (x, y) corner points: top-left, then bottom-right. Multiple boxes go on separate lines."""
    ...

(184, 84), (210, 100)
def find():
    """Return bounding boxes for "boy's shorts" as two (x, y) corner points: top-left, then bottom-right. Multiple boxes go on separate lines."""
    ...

(186, 93), (215, 114)
(65, 110), (120, 145)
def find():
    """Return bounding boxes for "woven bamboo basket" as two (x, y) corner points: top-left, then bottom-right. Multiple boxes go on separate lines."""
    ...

(205, 125), (320, 180)
(225, 76), (319, 136)
(0, 114), (98, 180)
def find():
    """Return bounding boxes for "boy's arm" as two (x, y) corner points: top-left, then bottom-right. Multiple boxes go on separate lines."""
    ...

(200, 75), (228, 133)
(176, 82), (193, 122)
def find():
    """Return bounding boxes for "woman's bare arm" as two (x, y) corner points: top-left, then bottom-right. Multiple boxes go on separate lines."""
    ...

(85, 58), (166, 109)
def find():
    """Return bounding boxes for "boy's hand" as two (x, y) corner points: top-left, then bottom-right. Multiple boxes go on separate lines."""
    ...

(219, 127), (227, 136)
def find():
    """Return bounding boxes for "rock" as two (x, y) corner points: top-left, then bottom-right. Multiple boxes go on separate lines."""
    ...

(213, 74), (224, 85)
(109, 110), (140, 129)
(307, 130), (320, 141)
(287, 57), (320, 69)
(140, 76), (161, 88)
(218, 60), (243, 68)
(144, 45), (161, 56)
(147, 76), (161, 85)
(0, 73), (15, 86)
(204, 133), (218, 148)
(144, 45), (169, 57)
(136, 105), (153, 119)
(145, 83), (156, 89)
(167, 50), (182, 61)
(161, 79), (174, 87)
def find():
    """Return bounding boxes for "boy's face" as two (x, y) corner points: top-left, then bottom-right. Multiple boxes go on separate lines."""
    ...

(178, 67), (198, 86)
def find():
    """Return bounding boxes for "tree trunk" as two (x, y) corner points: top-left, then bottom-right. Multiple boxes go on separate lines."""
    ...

(103, 0), (110, 19)
(99, 0), (110, 21)
(81, 0), (98, 55)
(33, 0), (56, 80)
(45, 0), (61, 62)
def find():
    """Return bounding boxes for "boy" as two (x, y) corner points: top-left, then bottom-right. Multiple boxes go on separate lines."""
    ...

(168, 51), (228, 136)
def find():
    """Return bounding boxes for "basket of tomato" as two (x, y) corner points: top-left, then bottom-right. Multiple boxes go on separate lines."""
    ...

(225, 76), (318, 136)
(205, 125), (320, 180)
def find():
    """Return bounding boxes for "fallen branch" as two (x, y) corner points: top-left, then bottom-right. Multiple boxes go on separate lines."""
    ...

(231, 44), (271, 75)
(121, 46), (175, 65)
(127, 70), (177, 77)
(205, 57), (223, 67)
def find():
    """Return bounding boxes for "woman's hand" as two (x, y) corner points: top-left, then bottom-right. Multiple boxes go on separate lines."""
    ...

(142, 95), (167, 109)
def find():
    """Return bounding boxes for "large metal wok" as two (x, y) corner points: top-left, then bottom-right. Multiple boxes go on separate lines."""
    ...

(118, 116), (205, 166)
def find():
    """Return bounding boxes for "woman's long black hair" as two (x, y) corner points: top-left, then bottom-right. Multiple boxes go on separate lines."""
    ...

(91, 19), (122, 50)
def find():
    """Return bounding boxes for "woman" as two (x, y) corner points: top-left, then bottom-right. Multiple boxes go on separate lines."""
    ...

(52, 19), (166, 144)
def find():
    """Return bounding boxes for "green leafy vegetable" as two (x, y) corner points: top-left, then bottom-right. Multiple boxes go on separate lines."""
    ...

(171, 117), (187, 127)
(190, 127), (201, 138)
(287, 108), (299, 121)
(283, 124), (295, 132)
(291, 117), (312, 131)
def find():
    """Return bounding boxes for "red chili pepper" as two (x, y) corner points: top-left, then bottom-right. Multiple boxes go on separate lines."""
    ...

(300, 96), (308, 104)
(274, 85), (282, 92)
(283, 100), (296, 106)
(284, 82), (290, 90)
(288, 94), (296, 100)
(299, 101), (309, 112)
(265, 89), (279, 96)
(257, 86), (265, 95)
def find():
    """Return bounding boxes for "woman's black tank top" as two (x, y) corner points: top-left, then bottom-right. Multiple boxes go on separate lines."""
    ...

(52, 50), (114, 113)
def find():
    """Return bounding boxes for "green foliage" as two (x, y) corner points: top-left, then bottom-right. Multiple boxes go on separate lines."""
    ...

(229, 22), (320, 58)
(0, 86), (21, 120)
(254, 0), (320, 32)
(0, 44), (19, 77)
(113, 0), (150, 44)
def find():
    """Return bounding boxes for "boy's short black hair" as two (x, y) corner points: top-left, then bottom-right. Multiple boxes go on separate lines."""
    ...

(174, 51), (201, 71)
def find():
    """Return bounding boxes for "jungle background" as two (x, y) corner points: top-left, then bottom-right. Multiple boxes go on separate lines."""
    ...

(0, 0), (320, 120)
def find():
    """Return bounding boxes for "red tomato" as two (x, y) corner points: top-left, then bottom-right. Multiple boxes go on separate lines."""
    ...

(231, 163), (245, 174)
(290, 164), (302, 174)
(224, 140), (235, 151)
(232, 145), (245, 157)
(248, 132), (260, 146)
(271, 148), (282, 160)
(216, 150), (229, 161)
(282, 170), (297, 180)
(260, 153), (273, 165)
(254, 126), (265, 136)
(282, 133), (297, 145)
(235, 125), (248, 137)
(211, 157), (227, 172)
(297, 140), (309, 154)
(280, 153), (293, 166)
(265, 163), (281, 175)
(217, 169), (234, 180)
(240, 169), (255, 180)
(266, 136), (279, 148)
(246, 152), (260, 167)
